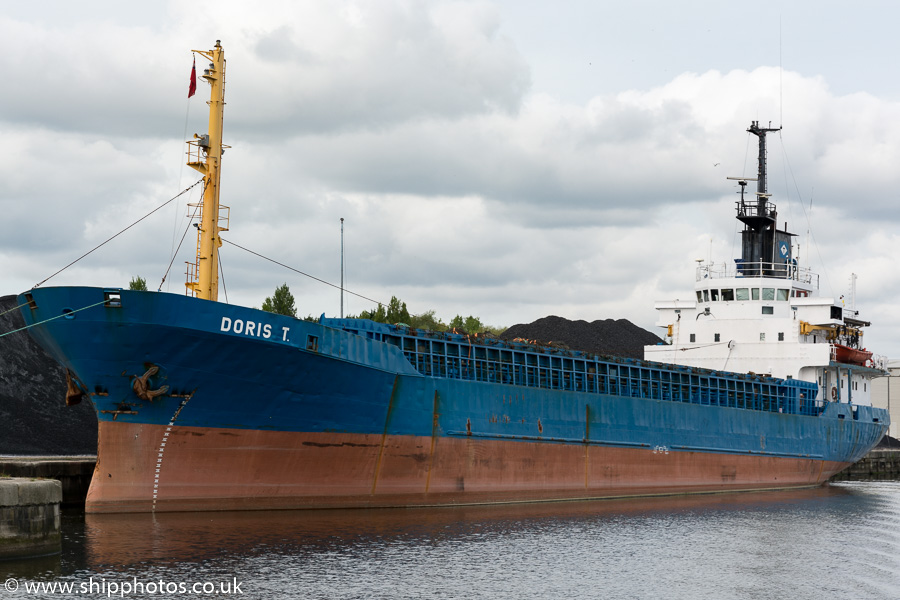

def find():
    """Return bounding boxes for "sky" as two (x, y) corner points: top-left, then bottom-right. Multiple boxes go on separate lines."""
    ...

(3, 0), (900, 357)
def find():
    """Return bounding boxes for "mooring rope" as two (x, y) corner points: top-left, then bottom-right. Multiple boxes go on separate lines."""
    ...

(0, 301), (31, 319)
(158, 199), (202, 291)
(220, 237), (387, 307)
(33, 179), (204, 289)
(0, 299), (110, 339)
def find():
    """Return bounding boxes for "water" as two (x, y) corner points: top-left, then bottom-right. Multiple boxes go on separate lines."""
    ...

(3, 482), (900, 599)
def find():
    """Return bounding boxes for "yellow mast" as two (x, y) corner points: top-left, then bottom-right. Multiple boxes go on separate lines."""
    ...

(185, 40), (228, 301)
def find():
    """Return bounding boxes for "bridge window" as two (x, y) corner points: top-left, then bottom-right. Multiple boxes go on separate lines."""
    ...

(762, 288), (775, 301)
(721, 289), (734, 301)
(703, 289), (709, 302)
(696, 291), (702, 302)
(751, 288), (760, 300)
(777, 289), (789, 301)
(710, 289), (719, 301)
(736, 288), (749, 301)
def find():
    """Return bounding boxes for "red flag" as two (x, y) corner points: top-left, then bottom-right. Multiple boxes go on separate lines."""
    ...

(188, 56), (197, 98)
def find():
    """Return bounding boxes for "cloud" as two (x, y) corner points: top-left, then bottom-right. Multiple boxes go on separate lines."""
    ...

(0, 1), (530, 140)
(2, 1), (900, 358)
(187, 1), (533, 136)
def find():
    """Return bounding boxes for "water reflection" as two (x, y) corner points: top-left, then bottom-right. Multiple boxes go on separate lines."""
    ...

(4, 483), (899, 600)
(80, 486), (861, 567)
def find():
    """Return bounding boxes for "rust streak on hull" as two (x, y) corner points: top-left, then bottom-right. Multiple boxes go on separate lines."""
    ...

(425, 391), (440, 493)
(371, 376), (400, 495)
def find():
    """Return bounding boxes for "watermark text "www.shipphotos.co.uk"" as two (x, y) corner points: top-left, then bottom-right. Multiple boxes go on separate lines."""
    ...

(5, 576), (244, 597)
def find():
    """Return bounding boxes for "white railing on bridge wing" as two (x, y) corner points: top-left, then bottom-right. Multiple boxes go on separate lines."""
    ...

(696, 261), (819, 288)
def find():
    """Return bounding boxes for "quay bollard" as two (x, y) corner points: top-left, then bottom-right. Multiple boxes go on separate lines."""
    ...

(0, 478), (62, 560)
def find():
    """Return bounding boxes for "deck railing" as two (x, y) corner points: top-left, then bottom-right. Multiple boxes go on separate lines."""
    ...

(697, 261), (819, 288)
(393, 326), (824, 418)
(332, 319), (831, 418)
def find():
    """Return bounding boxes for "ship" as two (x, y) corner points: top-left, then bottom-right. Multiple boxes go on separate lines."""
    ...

(16, 43), (889, 513)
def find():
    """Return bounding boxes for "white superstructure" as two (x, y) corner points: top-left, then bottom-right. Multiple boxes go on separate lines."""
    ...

(645, 122), (886, 407)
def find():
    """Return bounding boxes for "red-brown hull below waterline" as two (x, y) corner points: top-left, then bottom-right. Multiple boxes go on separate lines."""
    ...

(86, 422), (850, 513)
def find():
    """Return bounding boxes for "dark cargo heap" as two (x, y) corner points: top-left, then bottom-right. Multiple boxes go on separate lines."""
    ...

(501, 315), (661, 359)
(0, 294), (97, 454)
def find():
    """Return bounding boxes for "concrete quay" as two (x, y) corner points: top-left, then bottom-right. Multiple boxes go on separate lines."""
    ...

(830, 449), (900, 482)
(0, 456), (95, 507)
(0, 478), (62, 560)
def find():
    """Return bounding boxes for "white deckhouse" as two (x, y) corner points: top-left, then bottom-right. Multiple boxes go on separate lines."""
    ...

(645, 122), (886, 407)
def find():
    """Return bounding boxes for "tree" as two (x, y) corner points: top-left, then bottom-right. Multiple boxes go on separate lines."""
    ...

(357, 295), (502, 333)
(385, 296), (411, 324)
(262, 283), (297, 317)
(358, 304), (386, 322)
(360, 296), (410, 324)
(129, 276), (147, 291)
(465, 316), (486, 333)
(449, 315), (486, 333)
(408, 310), (446, 332)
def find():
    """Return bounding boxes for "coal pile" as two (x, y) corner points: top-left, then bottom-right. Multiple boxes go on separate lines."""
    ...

(876, 434), (900, 449)
(500, 315), (661, 359)
(0, 294), (97, 455)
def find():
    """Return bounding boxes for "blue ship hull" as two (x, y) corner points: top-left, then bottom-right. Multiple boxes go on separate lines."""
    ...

(17, 287), (889, 512)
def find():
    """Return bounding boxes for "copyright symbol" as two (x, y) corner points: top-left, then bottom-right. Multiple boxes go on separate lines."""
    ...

(4, 578), (18, 592)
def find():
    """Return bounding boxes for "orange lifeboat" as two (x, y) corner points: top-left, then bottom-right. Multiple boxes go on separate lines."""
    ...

(833, 344), (873, 367)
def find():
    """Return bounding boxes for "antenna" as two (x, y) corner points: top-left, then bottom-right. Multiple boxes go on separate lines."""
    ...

(340, 217), (345, 318)
(806, 189), (813, 275)
(735, 122), (788, 279)
(779, 16), (783, 127)
(747, 121), (781, 207)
